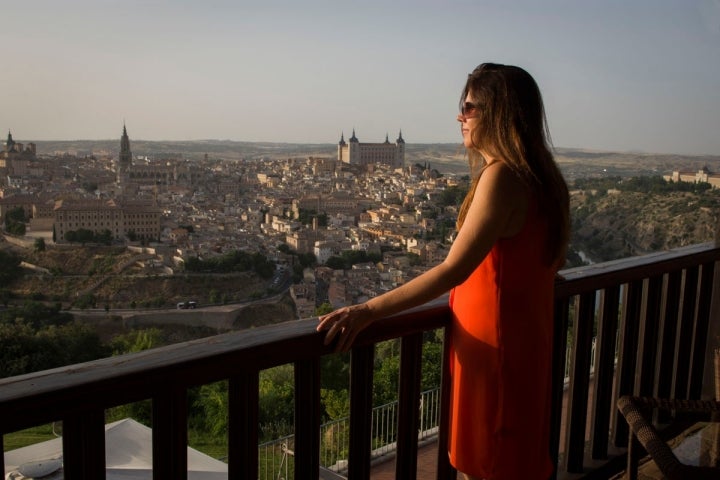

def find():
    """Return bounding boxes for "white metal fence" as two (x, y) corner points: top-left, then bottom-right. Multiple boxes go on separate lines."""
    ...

(257, 388), (442, 479)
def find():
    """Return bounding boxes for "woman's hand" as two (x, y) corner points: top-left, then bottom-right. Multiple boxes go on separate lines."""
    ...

(316, 303), (375, 352)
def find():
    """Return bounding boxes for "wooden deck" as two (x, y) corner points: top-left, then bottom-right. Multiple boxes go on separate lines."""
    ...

(369, 376), (596, 479)
(370, 440), (439, 479)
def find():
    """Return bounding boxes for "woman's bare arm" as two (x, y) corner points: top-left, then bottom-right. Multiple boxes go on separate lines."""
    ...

(317, 161), (529, 351)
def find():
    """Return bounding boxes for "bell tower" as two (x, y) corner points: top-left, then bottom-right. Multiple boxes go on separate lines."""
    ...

(117, 123), (132, 184)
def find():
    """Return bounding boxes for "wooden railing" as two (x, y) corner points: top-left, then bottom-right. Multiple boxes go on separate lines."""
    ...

(2, 242), (720, 479)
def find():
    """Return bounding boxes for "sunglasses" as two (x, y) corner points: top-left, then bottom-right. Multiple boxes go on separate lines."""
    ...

(461, 101), (479, 117)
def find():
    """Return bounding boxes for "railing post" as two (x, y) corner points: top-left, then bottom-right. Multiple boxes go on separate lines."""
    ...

(674, 266), (700, 399)
(564, 292), (595, 473)
(295, 358), (321, 478)
(396, 332), (423, 479)
(549, 295), (570, 480)
(228, 372), (259, 480)
(152, 386), (188, 480)
(590, 285), (621, 459)
(348, 345), (374, 480)
(691, 260), (715, 398)
(657, 270), (682, 401)
(637, 275), (663, 397)
(62, 408), (106, 480)
(613, 279), (643, 447)
(701, 224), (720, 399)
(436, 325), (456, 480)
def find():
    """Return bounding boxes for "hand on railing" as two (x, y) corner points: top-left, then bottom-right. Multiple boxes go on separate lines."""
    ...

(317, 303), (375, 352)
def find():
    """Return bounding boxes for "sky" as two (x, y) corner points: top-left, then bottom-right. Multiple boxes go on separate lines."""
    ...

(2, 0), (719, 156)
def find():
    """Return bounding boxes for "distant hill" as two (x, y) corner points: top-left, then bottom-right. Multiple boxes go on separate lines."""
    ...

(568, 182), (720, 265)
(31, 139), (720, 179)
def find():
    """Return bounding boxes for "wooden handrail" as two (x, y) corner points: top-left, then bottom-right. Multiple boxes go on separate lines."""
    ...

(2, 243), (720, 479)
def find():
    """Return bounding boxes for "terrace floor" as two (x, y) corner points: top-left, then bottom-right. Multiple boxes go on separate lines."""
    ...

(370, 440), (438, 479)
(369, 376), (600, 479)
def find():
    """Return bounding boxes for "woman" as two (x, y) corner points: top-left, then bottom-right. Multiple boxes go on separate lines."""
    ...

(317, 63), (570, 480)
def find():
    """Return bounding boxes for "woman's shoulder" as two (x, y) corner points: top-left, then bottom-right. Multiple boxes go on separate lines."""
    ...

(480, 160), (529, 198)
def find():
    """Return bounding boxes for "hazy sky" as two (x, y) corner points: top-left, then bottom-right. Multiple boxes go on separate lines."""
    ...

(2, 0), (719, 155)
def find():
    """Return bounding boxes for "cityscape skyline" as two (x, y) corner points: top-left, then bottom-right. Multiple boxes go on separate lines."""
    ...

(3, 0), (720, 156)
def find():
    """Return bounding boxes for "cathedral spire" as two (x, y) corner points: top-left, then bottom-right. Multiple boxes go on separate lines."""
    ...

(118, 123), (132, 176)
(5, 130), (15, 152)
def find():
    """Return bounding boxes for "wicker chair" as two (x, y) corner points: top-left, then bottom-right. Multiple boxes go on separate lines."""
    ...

(617, 349), (720, 479)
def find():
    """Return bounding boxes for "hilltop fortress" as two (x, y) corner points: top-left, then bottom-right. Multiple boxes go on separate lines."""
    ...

(665, 166), (720, 188)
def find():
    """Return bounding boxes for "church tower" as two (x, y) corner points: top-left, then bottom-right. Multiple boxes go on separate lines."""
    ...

(117, 124), (132, 184)
(5, 131), (16, 152)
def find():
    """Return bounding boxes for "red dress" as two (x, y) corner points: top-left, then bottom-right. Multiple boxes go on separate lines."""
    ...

(448, 201), (556, 479)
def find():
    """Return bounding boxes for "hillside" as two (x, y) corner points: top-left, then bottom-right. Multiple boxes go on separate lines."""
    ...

(6, 245), (275, 312)
(569, 183), (720, 264)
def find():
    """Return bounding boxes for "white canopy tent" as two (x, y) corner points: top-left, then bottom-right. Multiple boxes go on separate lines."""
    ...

(4, 418), (228, 479)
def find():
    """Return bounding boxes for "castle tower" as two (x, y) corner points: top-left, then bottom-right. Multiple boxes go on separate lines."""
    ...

(348, 129), (359, 164)
(395, 130), (405, 168)
(337, 132), (346, 162)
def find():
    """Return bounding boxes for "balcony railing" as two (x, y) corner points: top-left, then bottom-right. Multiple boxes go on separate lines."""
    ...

(2, 242), (720, 479)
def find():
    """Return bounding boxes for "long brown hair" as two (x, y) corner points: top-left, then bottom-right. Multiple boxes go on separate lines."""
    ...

(456, 63), (570, 266)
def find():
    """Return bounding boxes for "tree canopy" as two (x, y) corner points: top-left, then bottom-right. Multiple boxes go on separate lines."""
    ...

(0, 250), (22, 286)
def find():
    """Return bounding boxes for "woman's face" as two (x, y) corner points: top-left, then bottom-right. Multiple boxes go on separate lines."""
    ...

(457, 92), (479, 149)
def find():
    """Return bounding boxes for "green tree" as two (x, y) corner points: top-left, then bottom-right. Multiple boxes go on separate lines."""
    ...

(438, 185), (469, 208)
(6, 222), (26, 235)
(258, 365), (295, 441)
(5, 206), (27, 224)
(297, 252), (317, 268)
(315, 302), (334, 316)
(109, 328), (165, 355)
(0, 319), (107, 379)
(194, 381), (229, 436)
(208, 289), (219, 304)
(73, 293), (96, 310)
(0, 289), (12, 306)
(96, 229), (113, 245)
(34, 237), (46, 252)
(76, 228), (94, 245)
(325, 256), (345, 270)
(252, 252), (275, 279)
(320, 388), (349, 421)
(0, 250), (22, 286)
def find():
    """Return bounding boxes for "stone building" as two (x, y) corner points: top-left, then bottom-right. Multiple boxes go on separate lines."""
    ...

(115, 125), (197, 192)
(0, 131), (37, 174)
(337, 130), (405, 168)
(665, 166), (720, 188)
(54, 198), (161, 243)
